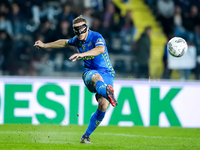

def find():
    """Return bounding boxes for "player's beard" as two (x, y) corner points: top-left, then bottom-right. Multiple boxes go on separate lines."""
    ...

(78, 34), (84, 40)
(79, 33), (87, 42)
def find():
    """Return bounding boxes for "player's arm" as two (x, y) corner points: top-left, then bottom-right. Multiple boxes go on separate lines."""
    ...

(34, 39), (69, 49)
(69, 45), (104, 62)
(82, 45), (104, 56)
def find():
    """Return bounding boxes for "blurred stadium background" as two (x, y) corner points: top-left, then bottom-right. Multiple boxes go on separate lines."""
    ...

(0, 0), (200, 149)
(0, 0), (200, 79)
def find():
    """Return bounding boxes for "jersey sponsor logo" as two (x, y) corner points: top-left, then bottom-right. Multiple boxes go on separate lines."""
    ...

(82, 56), (94, 60)
(88, 42), (92, 46)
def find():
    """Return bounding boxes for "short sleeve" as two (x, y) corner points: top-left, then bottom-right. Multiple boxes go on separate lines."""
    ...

(94, 34), (105, 47)
(67, 36), (77, 46)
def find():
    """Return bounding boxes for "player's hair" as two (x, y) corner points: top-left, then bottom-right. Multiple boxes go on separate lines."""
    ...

(73, 15), (87, 24)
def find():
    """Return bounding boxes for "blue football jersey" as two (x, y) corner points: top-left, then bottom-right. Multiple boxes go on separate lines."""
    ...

(67, 29), (115, 77)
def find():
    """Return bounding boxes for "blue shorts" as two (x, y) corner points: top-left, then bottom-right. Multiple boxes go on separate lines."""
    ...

(82, 70), (114, 93)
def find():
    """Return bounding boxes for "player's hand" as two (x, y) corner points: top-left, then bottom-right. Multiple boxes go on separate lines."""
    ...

(69, 53), (84, 62)
(34, 40), (45, 49)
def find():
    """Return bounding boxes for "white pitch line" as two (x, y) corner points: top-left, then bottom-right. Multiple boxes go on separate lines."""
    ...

(0, 131), (199, 140)
(100, 133), (200, 140)
(21, 144), (26, 150)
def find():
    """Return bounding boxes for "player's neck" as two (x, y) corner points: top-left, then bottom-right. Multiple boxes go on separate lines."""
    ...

(82, 30), (89, 43)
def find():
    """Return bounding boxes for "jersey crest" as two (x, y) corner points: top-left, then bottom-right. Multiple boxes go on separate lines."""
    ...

(96, 38), (104, 46)
(82, 45), (86, 51)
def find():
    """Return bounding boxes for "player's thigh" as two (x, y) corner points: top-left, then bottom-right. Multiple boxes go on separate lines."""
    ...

(82, 70), (114, 93)
(98, 72), (114, 87)
(91, 72), (114, 88)
(97, 96), (110, 112)
(82, 70), (99, 93)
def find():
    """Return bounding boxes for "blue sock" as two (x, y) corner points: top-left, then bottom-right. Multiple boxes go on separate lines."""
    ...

(82, 109), (106, 138)
(95, 81), (107, 98)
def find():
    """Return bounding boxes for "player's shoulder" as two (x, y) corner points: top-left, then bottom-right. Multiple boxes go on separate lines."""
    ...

(89, 30), (104, 42)
(90, 30), (102, 36)
(67, 35), (79, 46)
(72, 35), (78, 41)
(72, 35), (79, 42)
(89, 30), (105, 46)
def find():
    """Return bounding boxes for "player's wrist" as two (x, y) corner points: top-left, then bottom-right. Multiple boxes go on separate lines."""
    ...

(43, 43), (47, 49)
(81, 53), (86, 57)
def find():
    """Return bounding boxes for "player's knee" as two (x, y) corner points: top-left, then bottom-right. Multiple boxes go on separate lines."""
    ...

(102, 104), (108, 112)
(99, 103), (108, 112)
(92, 73), (103, 82)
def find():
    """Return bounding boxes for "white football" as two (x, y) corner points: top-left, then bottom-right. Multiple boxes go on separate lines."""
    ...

(167, 37), (188, 57)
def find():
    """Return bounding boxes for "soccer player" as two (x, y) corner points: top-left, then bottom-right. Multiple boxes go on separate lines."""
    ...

(34, 15), (118, 144)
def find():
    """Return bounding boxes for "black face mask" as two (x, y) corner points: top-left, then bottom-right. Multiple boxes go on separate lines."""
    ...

(73, 24), (87, 36)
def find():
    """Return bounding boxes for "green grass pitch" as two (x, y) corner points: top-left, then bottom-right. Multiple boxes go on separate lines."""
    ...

(0, 124), (199, 150)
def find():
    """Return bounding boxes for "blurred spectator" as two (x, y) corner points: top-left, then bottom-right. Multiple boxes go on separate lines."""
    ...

(16, 46), (34, 76)
(0, 2), (11, 19)
(53, 20), (75, 65)
(120, 10), (136, 54)
(32, 5), (42, 25)
(173, 6), (194, 42)
(0, 30), (12, 74)
(194, 26), (200, 55)
(182, 6), (200, 35)
(103, 2), (123, 53)
(84, 0), (104, 12)
(102, 2), (122, 32)
(0, 0), (138, 76)
(14, 0), (33, 19)
(173, 5), (183, 27)
(11, 3), (26, 36)
(102, 2), (115, 30)
(0, 14), (13, 36)
(114, 59), (127, 73)
(58, 3), (75, 26)
(36, 20), (55, 43)
(32, 1), (61, 25)
(82, 8), (93, 27)
(196, 55), (200, 79)
(55, 20), (73, 39)
(162, 34), (173, 79)
(157, 0), (175, 35)
(13, 38), (33, 70)
(145, 0), (158, 11)
(33, 53), (54, 76)
(135, 26), (152, 78)
(190, 0), (200, 11)
(17, 66), (26, 76)
(90, 16), (103, 33)
(174, 0), (191, 14)
(102, 0), (112, 10)
(168, 42), (197, 80)
(174, 5), (200, 42)
(194, 25), (200, 79)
